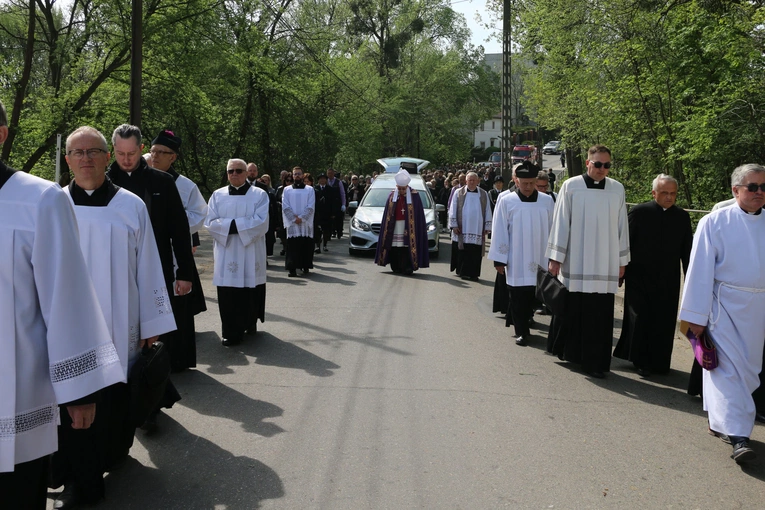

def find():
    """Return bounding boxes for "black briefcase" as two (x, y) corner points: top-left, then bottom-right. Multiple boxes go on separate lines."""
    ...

(536, 265), (568, 316)
(128, 341), (171, 427)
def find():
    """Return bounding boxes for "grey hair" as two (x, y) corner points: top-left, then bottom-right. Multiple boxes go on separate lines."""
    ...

(0, 100), (6, 127)
(651, 173), (678, 191)
(228, 158), (247, 169)
(111, 124), (142, 146)
(731, 164), (765, 186)
(66, 126), (108, 152)
(466, 171), (479, 180)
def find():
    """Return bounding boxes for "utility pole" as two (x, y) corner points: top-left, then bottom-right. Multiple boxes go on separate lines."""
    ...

(501, 0), (512, 184)
(129, 0), (142, 128)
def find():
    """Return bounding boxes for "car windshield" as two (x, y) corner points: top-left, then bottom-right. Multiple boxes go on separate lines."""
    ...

(513, 149), (532, 157)
(360, 188), (432, 208)
(489, 153), (501, 163)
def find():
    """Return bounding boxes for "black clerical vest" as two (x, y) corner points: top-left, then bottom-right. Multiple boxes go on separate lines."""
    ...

(69, 178), (119, 207)
(0, 160), (17, 190)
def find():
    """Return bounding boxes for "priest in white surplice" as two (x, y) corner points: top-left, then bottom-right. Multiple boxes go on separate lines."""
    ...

(282, 166), (316, 277)
(54, 126), (177, 507)
(206, 159), (270, 346)
(546, 145), (630, 378)
(489, 161), (554, 346)
(680, 164), (765, 464)
(0, 105), (123, 508)
(449, 172), (492, 280)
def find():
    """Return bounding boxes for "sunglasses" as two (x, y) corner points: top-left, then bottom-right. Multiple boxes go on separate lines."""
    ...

(227, 168), (245, 175)
(590, 161), (612, 169)
(739, 183), (765, 192)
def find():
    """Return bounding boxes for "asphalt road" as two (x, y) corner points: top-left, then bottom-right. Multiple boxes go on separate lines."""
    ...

(47, 220), (765, 510)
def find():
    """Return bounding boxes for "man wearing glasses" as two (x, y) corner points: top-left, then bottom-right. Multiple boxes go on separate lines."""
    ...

(546, 144), (630, 379)
(680, 164), (765, 464)
(107, 124), (193, 431)
(148, 129), (208, 372)
(52, 126), (176, 508)
(205, 159), (270, 346)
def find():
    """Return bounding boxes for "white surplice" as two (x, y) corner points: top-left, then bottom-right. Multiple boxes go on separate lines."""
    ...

(63, 187), (177, 377)
(282, 185), (315, 239)
(0, 172), (123, 472)
(489, 191), (554, 287)
(449, 189), (493, 245)
(175, 174), (208, 234)
(546, 176), (630, 294)
(679, 206), (765, 437)
(205, 185), (270, 288)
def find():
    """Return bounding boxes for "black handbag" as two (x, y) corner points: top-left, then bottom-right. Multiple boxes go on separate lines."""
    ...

(128, 341), (171, 427)
(535, 265), (568, 316)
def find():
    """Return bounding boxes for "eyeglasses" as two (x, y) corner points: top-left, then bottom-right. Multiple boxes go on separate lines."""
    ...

(150, 149), (175, 156)
(739, 183), (765, 192)
(227, 168), (245, 175)
(67, 148), (106, 160)
(591, 161), (612, 169)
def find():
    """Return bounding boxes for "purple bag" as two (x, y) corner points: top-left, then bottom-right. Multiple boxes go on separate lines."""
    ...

(688, 330), (718, 370)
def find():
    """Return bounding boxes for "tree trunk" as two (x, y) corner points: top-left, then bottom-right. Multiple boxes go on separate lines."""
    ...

(2, 0), (36, 163)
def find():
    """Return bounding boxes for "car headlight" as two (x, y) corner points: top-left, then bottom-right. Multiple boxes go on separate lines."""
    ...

(352, 217), (371, 232)
(427, 220), (437, 233)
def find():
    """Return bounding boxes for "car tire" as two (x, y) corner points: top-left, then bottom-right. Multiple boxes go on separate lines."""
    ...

(430, 249), (439, 260)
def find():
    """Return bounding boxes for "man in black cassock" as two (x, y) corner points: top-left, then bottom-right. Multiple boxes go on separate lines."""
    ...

(107, 124), (192, 431)
(613, 174), (692, 376)
(314, 173), (338, 253)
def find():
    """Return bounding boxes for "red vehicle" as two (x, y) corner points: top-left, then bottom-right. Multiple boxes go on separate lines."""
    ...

(511, 145), (538, 166)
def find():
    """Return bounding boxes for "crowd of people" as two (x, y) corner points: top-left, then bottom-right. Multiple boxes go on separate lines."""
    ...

(3, 87), (764, 510)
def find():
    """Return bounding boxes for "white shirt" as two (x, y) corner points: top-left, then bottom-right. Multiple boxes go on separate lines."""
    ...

(282, 185), (315, 239)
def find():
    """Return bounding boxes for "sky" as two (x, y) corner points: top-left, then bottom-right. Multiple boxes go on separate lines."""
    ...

(450, 0), (502, 54)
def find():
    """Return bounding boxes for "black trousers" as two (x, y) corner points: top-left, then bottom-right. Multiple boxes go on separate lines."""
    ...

(0, 456), (48, 510)
(285, 236), (314, 271)
(508, 285), (536, 338)
(315, 220), (332, 247)
(163, 293), (196, 372)
(451, 242), (482, 278)
(333, 214), (344, 238)
(217, 285), (266, 343)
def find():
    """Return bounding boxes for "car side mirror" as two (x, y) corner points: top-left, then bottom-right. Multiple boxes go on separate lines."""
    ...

(435, 204), (446, 212)
(349, 201), (358, 208)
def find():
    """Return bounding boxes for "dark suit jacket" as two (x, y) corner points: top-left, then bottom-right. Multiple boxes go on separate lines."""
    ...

(314, 184), (338, 223)
(107, 159), (193, 288)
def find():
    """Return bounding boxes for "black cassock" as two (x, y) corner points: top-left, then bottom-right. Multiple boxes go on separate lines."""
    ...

(613, 201), (692, 373)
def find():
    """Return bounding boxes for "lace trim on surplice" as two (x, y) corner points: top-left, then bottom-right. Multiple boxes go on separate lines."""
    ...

(49, 342), (119, 383)
(0, 403), (58, 439)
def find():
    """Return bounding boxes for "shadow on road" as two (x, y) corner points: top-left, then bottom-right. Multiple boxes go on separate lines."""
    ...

(267, 312), (414, 357)
(172, 370), (285, 437)
(101, 416), (284, 509)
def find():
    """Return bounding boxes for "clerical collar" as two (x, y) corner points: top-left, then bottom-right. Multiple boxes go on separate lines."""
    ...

(740, 206), (762, 215)
(229, 182), (251, 195)
(69, 177), (118, 207)
(582, 173), (606, 189)
(167, 166), (180, 181)
(515, 189), (538, 202)
(0, 160), (17, 191)
(292, 181), (306, 189)
(467, 188), (478, 193)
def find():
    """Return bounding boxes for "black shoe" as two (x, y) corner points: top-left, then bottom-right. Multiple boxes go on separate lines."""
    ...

(708, 427), (732, 444)
(756, 413), (765, 424)
(288, 271), (297, 277)
(403, 269), (414, 276)
(140, 410), (160, 434)
(637, 367), (651, 377)
(302, 268), (310, 274)
(323, 245), (328, 252)
(280, 249), (285, 256)
(221, 337), (241, 347)
(53, 485), (77, 510)
(245, 323), (257, 335)
(731, 439), (756, 463)
(586, 371), (606, 379)
(314, 248), (321, 254)
(515, 336), (527, 346)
